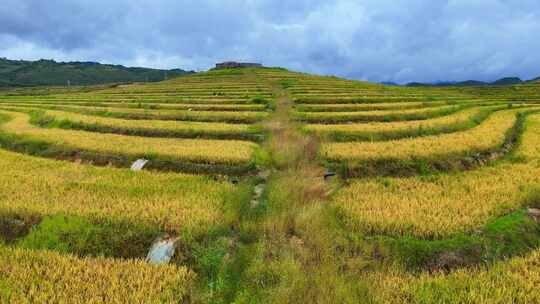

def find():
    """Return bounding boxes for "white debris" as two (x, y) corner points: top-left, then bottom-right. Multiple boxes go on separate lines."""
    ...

(250, 184), (266, 207)
(131, 159), (149, 171)
(146, 235), (179, 265)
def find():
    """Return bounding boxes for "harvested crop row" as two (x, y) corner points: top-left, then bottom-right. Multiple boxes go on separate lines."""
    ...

(296, 105), (464, 123)
(331, 113), (540, 239)
(322, 108), (524, 164)
(0, 246), (194, 303)
(18, 108), (263, 141)
(1, 104), (269, 124)
(305, 105), (507, 141)
(0, 110), (258, 167)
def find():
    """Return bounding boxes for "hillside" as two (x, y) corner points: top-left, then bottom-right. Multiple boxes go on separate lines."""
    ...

(0, 67), (540, 302)
(0, 58), (194, 87)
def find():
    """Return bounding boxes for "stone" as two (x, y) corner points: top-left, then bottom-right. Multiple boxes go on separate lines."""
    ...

(146, 235), (179, 265)
(9, 219), (25, 226)
(528, 208), (540, 220)
(250, 184), (266, 207)
(131, 159), (148, 171)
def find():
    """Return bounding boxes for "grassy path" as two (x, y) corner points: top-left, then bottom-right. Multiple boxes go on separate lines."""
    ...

(198, 74), (368, 303)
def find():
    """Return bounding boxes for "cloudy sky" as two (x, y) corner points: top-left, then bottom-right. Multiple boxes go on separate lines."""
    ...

(1, 0), (539, 83)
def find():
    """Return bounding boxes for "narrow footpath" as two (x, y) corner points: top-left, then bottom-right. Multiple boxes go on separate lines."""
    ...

(214, 74), (362, 303)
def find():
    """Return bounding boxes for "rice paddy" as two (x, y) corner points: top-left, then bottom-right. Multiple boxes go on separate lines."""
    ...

(1, 67), (540, 302)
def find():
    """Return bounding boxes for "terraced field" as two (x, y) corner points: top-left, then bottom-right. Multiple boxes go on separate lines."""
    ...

(1, 67), (540, 303)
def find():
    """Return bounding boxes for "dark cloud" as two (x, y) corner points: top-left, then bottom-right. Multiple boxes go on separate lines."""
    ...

(0, 0), (539, 83)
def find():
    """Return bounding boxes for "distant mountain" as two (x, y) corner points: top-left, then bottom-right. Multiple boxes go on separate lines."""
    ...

(454, 80), (487, 86)
(0, 58), (194, 87)
(404, 76), (535, 87)
(380, 81), (399, 86)
(491, 77), (523, 85)
(404, 82), (430, 87)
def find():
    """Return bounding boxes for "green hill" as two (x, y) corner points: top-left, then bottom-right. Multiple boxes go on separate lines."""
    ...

(0, 58), (194, 87)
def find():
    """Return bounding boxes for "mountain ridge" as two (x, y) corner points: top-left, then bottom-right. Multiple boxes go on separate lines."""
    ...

(0, 57), (194, 87)
(402, 76), (538, 87)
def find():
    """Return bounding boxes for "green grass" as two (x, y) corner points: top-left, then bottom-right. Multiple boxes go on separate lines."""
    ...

(17, 215), (160, 258)
(381, 209), (540, 271)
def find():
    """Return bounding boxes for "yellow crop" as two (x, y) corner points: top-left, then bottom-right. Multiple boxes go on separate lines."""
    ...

(322, 109), (521, 162)
(331, 114), (540, 238)
(1, 103), (269, 122)
(296, 101), (429, 111)
(7, 107), (255, 136)
(0, 100), (267, 111)
(0, 246), (194, 303)
(296, 105), (459, 121)
(0, 148), (236, 233)
(305, 106), (496, 137)
(0, 110), (258, 166)
(373, 247), (540, 303)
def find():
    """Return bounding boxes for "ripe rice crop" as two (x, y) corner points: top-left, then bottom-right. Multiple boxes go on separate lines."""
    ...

(0, 100), (267, 111)
(0, 246), (194, 303)
(373, 247), (540, 303)
(10, 107), (261, 141)
(0, 148), (237, 234)
(0, 104), (269, 123)
(295, 105), (463, 123)
(331, 113), (540, 238)
(0, 110), (258, 166)
(305, 105), (508, 141)
(295, 100), (486, 112)
(322, 109), (523, 163)
(295, 101), (430, 112)
(0, 96), (256, 104)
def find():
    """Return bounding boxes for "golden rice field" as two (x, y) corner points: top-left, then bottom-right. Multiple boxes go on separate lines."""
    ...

(372, 247), (540, 303)
(0, 246), (194, 303)
(332, 121), (540, 237)
(0, 103), (269, 123)
(304, 105), (501, 140)
(0, 148), (238, 233)
(321, 108), (526, 164)
(295, 104), (463, 123)
(1, 67), (540, 302)
(0, 110), (257, 166)
(0, 106), (260, 140)
(0, 100), (267, 111)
